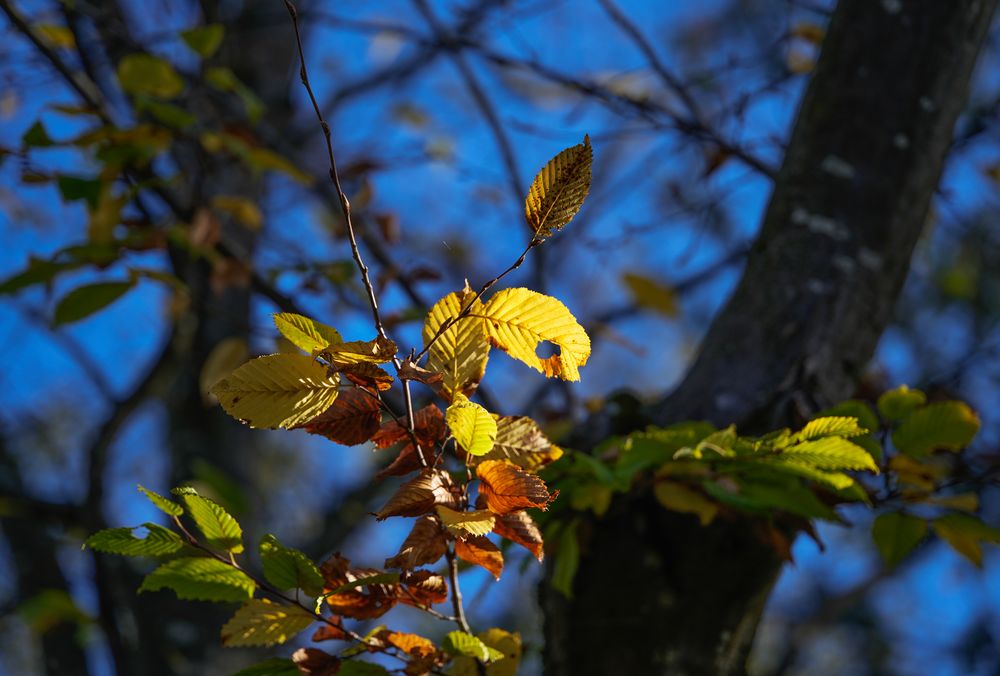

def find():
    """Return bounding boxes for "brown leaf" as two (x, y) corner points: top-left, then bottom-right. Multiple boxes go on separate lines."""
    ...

(477, 460), (556, 515)
(320, 554), (397, 619)
(377, 630), (438, 658)
(493, 510), (544, 562)
(455, 535), (503, 580)
(400, 570), (448, 607)
(375, 469), (461, 520)
(375, 443), (435, 480)
(372, 404), (445, 450)
(311, 617), (350, 642)
(398, 359), (444, 395)
(296, 387), (381, 446)
(385, 516), (448, 570)
(340, 362), (394, 392)
(292, 647), (340, 676)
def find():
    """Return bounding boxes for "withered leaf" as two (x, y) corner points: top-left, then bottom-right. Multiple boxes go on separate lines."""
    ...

(321, 336), (396, 367)
(295, 387), (381, 446)
(477, 460), (556, 515)
(385, 516), (448, 570)
(340, 362), (393, 392)
(292, 647), (341, 676)
(311, 617), (350, 642)
(398, 359), (444, 395)
(376, 630), (438, 659)
(372, 404), (445, 450)
(320, 554), (397, 620)
(400, 570), (448, 607)
(375, 443), (435, 480)
(375, 469), (461, 520)
(493, 510), (544, 562)
(455, 535), (503, 580)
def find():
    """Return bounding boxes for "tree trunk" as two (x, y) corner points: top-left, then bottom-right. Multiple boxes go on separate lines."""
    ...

(542, 0), (997, 673)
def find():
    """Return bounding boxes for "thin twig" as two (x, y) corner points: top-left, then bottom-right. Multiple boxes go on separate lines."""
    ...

(445, 545), (472, 634)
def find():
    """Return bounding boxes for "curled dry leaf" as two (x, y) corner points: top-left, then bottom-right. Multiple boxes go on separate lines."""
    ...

(398, 359), (444, 395)
(477, 460), (556, 515)
(372, 404), (445, 449)
(435, 505), (496, 538)
(292, 647), (341, 676)
(320, 554), (398, 620)
(385, 516), (448, 570)
(375, 469), (461, 520)
(492, 509), (544, 562)
(377, 630), (438, 659)
(455, 535), (503, 580)
(321, 336), (397, 367)
(340, 362), (394, 392)
(400, 570), (449, 607)
(295, 387), (381, 446)
(311, 617), (350, 642)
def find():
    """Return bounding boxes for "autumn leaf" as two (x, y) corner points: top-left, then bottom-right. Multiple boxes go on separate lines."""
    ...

(291, 647), (341, 676)
(211, 354), (340, 429)
(423, 286), (490, 400)
(273, 312), (343, 355)
(436, 506), (496, 538)
(384, 516), (448, 570)
(399, 570), (449, 607)
(446, 394), (497, 456)
(525, 136), (592, 238)
(474, 416), (563, 471)
(340, 362), (393, 392)
(377, 630), (438, 659)
(372, 404), (445, 450)
(375, 469), (461, 519)
(320, 554), (398, 620)
(492, 510), (544, 561)
(321, 336), (396, 368)
(477, 460), (556, 515)
(221, 598), (315, 647)
(455, 536), (504, 580)
(397, 359), (444, 394)
(476, 288), (590, 381)
(296, 388), (381, 446)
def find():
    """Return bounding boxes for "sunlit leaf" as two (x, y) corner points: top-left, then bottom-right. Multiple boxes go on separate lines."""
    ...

(446, 394), (497, 456)
(173, 486), (243, 553)
(475, 416), (563, 471)
(492, 510), (544, 561)
(524, 136), (592, 238)
(137, 484), (183, 516)
(443, 630), (505, 662)
(221, 598), (315, 647)
(478, 288), (590, 381)
(892, 401), (980, 457)
(384, 515), (447, 570)
(320, 554), (399, 619)
(273, 313), (343, 355)
(140, 557), (254, 602)
(84, 524), (183, 557)
(477, 460), (555, 515)
(797, 416), (867, 440)
(423, 287), (490, 400)
(780, 437), (878, 472)
(259, 534), (324, 597)
(436, 505), (496, 538)
(375, 469), (460, 519)
(210, 354), (340, 429)
(447, 628), (522, 676)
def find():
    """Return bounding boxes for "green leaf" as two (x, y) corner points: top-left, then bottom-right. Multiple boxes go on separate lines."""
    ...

(259, 534), (324, 597)
(273, 312), (343, 355)
(445, 394), (497, 456)
(703, 476), (838, 520)
(780, 436), (878, 472)
(0, 258), (83, 295)
(877, 385), (927, 422)
(551, 521), (579, 598)
(139, 557), (255, 602)
(138, 484), (183, 516)
(442, 631), (504, 663)
(57, 174), (102, 208)
(756, 458), (859, 493)
(797, 416), (866, 440)
(892, 401), (980, 457)
(172, 487), (243, 553)
(616, 422), (716, 478)
(932, 513), (1000, 567)
(23, 120), (54, 147)
(117, 54), (184, 99)
(180, 24), (224, 58)
(872, 512), (927, 567)
(525, 135), (592, 238)
(53, 280), (135, 325)
(232, 658), (299, 676)
(221, 598), (315, 647)
(84, 524), (183, 557)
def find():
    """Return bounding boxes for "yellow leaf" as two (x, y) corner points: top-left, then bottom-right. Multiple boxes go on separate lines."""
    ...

(436, 506), (496, 538)
(322, 336), (396, 367)
(476, 288), (590, 381)
(622, 273), (678, 317)
(653, 481), (718, 526)
(273, 313), (343, 355)
(211, 354), (340, 429)
(423, 287), (490, 400)
(199, 337), (249, 403)
(221, 598), (315, 647)
(525, 136), (592, 238)
(446, 394), (497, 456)
(449, 628), (522, 676)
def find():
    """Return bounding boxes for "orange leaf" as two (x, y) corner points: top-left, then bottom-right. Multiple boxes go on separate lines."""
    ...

(375, 469), (461, 520)
(493, 510), (545, 562)
(455, 535), (503, 580)
(400, 570), (448, 607)
(295, 388), (381, 445)
(372, 404), (445, 450)
(378, 630), (438, 658)
(385, 516), (448, 570)
(319, 554), (397, 619)
(476, 460), (556, 515)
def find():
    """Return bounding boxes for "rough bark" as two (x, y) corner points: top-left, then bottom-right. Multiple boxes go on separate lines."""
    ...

(542, 0), (998, 674)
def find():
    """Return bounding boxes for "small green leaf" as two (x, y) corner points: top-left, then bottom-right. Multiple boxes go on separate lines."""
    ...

(273, 312), (343, 354)
(259, 534), (324, 597)
(117, 54), (184, 99)
(892, 401), (980, 457)
(84, 524), (183, 557)
(172, 487), (243, 553)
(797, 416), (866, 440)
(442, 631), (504, 662)
(57, 174), (102, 208)
(653, 481), (717, 525)
(877, 385), (927, 422)
(139, 557), (255, 602)
(180, 24), (224, 58)
(23, 120), (54, 147)
(138, 484), (183, 516)
(872, 512), (926, 567)
(53, 280), (136, 325)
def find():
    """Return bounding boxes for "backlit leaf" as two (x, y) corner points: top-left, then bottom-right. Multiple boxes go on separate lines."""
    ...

(475, 416), (563, 471)
(340, 362), (393, 392)
(375, 469), (460, 519)
(173, 487), (243, 553)
(797, 416), (866, 440)
(320, 554), (399, 619)
(877, 385), (927, 422)
(259, 534), (324, 597)
(872, 512), (927, 567)
(84, 524), (183, 557)
(524, 136), (592, 238)
(446, 394), (497, 456)
(117, 54), (184, 99)
(653, 481), (718, 526)
(477, 460), (555, 515)
(54, 280), (135, 325)
(140, 557), (254, 602)
(221, 598), (315, 647)
(477, 288), (590, 381)
(399, 570), (449, 607)
(455, 536), (504, 580)
(423, 287), (490, 400)
(385, 516), (447, 569)
(492, 510), (544, 561)
(443, 630), (505, 662)
(322, 337), (397, 367)
(780, 437), (879, 472)
(273, 313), (343, 355)
(447, 628), (521, 676)
(436, 506), (496, 538)
(138, 484), (183, 516)
(892, 401), (980, 457)
(210, 353), (340, 429)
(296, 388), (381, 446)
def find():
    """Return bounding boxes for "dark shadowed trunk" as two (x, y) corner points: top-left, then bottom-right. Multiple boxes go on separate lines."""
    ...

(542, 0), (997, 673)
